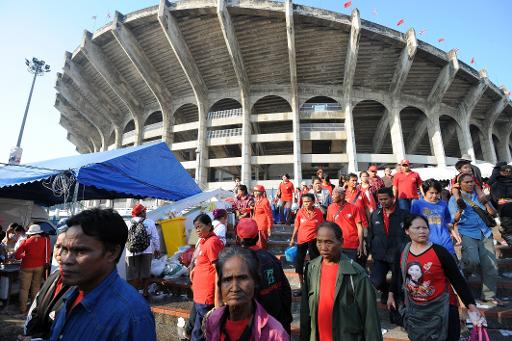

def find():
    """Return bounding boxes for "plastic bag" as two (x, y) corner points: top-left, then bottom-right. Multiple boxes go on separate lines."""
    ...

(471, 326), (490, 341)
(179, 246), (195, 267)
(163, 263), (188, 279)
(150, 256), (168, 277)
(285, 245), (297, 263)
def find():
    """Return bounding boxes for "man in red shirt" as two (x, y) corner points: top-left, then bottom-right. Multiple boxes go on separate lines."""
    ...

(393, 159), (424, 212)
(277, 173), (295, 225)
(344, 173), (373, 227)
(367, 165), (385, 195)
(326, 187), (364, 261)
(300, 222), (382, 341)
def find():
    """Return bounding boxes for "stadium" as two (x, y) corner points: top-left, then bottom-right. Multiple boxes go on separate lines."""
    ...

(55, 0), (512, 189)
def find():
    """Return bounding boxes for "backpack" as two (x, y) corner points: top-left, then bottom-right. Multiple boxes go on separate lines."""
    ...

(127, 219), (150, 253)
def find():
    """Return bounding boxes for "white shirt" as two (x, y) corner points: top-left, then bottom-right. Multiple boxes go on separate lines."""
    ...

(125, 217), (161, 257)
(212, 220), (227, 245)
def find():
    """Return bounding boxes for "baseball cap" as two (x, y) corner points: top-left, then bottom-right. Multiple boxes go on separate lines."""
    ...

(236, 218), (259, 239)
(368, 165), (378, 172)
(131, 203), (146, 217)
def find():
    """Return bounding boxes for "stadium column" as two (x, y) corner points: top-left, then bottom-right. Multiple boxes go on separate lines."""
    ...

(217, 0), (251, 186)
(388, 103), (406, 163)
(457, 70), (489, 161)
(480, 95), (508, 164)
(426, 113), (446, 167)
(158, 0), (209, 186)
(80, 30), (145, 147)
(497, 122), (512, 162)
(285, 0), (302, 185)
(342, 9), (361, 173)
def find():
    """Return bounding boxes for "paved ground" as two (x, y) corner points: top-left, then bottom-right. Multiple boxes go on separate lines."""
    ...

(0, 302), (25, 341)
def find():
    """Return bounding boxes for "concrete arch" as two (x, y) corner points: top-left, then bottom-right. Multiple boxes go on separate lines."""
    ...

(353, 100), (392, 154)
(108, 130), (116, 147)
(470, 124), (484, 161)
(144, 111), (163, 126)
(400, 106), (433, 156)
(208, 98), (242, 113)
(300, 96), (340, 109)
(251, 91), (291, 108)
(352, 96), (391, 113)
(251, 95), (291, 114)
(439, 115), (463, 158)
(123, 120), (135, 133)
(174, 103), (199, 125)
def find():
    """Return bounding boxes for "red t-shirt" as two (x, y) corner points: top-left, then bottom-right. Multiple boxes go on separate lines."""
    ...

(326, 202), (362, 249)
(317, 260), (339, 341)
(393, 171), (423, 199)
(295, 208), (324, 244)
(279, 181), (295, 201)
(14, 236), (51, 269)
(220, 317), (251, 341)
(344, 188), (370, 227)
(403, 246), (455, 305)
(191, 233), (224, 304)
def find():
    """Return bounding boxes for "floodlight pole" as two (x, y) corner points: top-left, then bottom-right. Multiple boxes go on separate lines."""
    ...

(9, 57), (51, 164)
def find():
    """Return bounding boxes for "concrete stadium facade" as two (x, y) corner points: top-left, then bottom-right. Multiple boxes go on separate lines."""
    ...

(55, 0), (512, 190)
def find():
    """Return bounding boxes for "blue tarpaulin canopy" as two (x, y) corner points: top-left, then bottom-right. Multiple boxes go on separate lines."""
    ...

(0, 142), (201, 206)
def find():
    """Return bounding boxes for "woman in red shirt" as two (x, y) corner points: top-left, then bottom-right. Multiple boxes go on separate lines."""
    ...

(190, 214), (224, 341)
(14, 224), (51, 314)
(344, 173), (373, 228)
(277, 174), (295, 225)
(358, 171), (377, 211)
(388, 214), (482, 341)
(290, 193), (324, 288)
(252, 185), (273, 249)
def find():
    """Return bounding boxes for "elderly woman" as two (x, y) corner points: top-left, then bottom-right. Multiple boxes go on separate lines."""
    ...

(388, 214), (482, 341)
(204, 247), (289, 340)
(14, 224), (51, 314)
(252, 185), (273, 249)
(189, 214), (224, 341)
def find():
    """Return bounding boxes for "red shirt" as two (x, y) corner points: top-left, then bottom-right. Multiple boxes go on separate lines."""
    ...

(382, 206), (395, 235)
(220, 317), (251, 341)
(393, 171), (423, 199)
(402, 246), (455, 305)
(252, 197), (273, 231)
(345, 188), (371, 227)
(322, 184), (333, 196)
(279, 181), (295, 202)
(14, 235), (50, 269)
(191, 233), (224, 304)
(317, 260), (339, 341)
(295, 208), (324, 244)
(326, 202), (362, 249)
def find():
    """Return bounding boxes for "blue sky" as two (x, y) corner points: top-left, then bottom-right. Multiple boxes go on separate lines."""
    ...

(0, 0), (510, 163)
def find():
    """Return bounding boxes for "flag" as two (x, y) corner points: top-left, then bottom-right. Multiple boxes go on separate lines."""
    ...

(344, 1), (352, 8)
(372, 8), (378, 16)
(397, 19), (405, 26)
(418, 29), (427, 36)
(437, 38), (445, 43)
(470, 57), (475, 64)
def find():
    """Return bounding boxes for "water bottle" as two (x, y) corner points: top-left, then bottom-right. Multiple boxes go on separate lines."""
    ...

(177, 317), (187, 339)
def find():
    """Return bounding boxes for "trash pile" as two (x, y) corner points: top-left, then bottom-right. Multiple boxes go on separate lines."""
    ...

(150, 245), (194, 280)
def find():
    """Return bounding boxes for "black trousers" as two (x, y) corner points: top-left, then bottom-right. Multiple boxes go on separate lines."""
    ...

(370, 259), (393, 294)
(295, 239), (319, 274)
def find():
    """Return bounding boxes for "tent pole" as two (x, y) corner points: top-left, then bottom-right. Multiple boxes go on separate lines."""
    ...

(71, 181), (79, 215)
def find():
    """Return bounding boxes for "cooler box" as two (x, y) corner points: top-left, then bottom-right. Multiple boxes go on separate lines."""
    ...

(159, 217), (187, 256)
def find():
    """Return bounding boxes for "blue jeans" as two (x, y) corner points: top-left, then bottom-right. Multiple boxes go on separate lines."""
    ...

(191, 303), (213, 341)
(397, 198), (412, 213)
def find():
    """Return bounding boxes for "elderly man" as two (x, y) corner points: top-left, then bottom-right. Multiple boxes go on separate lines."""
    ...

(50, 208), (156, 341)
(393, 159), (424, 212)
(309, 176), (332, 216)
(449, 174), (502, 306)
(326, 187), (364, 261)
(126, 203), (160, 297)
(367, 165), (384, 195)
(300, 221), (382, 341)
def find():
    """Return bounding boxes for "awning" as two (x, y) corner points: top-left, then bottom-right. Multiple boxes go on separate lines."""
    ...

(0, 142), (201, 206)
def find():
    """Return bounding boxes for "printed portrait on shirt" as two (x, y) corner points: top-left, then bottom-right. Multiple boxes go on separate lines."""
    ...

(405, 261), (435, 301)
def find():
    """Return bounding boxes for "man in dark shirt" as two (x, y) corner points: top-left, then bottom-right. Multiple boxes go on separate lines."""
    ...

(235, 218), (292, 334)
(491, 164), (512, 245)
(50, 208), (156, 341)
(367, 187), (408, 302)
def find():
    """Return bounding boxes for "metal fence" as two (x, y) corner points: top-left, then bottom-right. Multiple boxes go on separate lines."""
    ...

(207, 127), (243, 139)
(207, 108), (243, 120)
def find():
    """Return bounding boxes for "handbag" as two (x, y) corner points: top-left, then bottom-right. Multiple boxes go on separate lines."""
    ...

(462, 194), (497, 227)
(470, 326), (490, 341)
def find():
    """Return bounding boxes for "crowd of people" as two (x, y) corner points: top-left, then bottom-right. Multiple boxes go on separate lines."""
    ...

(3, 157), (512, 340)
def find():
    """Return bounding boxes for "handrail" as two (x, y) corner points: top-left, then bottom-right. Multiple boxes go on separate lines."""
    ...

(300, 123), (345, 132)
(300, 103), (342, 113)
(207, 127), (243, 139)
(207, 108), (243, 120)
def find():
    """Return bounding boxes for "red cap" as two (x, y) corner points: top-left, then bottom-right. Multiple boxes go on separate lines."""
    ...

(253, 185), (265, 192)
(236, 218), (259, 239)
(368, 165), (378, 172)
(400, 159), (410, 166)
(131, 203), (146, 217)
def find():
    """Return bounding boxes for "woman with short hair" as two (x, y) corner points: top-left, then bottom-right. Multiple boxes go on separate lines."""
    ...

(204, 246), (289, 340)
(252, 185), (273, 249)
